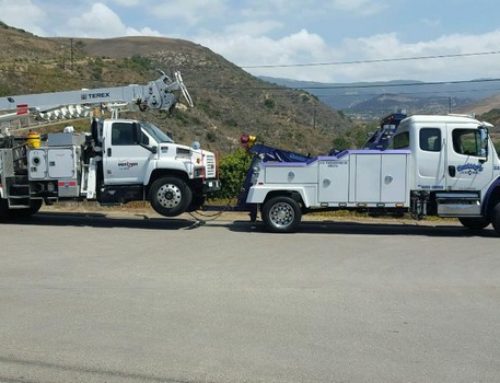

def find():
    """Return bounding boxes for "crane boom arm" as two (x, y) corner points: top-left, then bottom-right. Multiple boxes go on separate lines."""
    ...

(0, 70), (193, 114)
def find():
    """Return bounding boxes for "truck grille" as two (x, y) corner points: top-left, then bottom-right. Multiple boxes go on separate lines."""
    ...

(205, 154), (216, 178)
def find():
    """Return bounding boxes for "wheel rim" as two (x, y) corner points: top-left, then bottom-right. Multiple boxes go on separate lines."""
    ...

(157, 184), (182, 209)
(269, 202), (295, 228)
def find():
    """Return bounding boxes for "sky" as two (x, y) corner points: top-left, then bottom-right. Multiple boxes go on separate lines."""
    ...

(1, 0), (500, 83)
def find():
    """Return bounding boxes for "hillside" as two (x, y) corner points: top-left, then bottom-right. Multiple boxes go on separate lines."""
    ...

(262, 76), (500, 119)
(0, 24), (353, 155)
(457, 94), (500, 116)
(347, 93), (472, 117)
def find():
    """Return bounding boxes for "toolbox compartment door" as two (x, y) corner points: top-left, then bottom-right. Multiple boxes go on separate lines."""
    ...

(48, 149), (75, 178)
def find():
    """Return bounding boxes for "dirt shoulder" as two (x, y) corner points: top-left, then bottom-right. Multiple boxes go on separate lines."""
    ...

(41, 202), (460, 227)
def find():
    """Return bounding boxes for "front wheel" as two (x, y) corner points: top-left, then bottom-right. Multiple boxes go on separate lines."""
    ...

(150, 177), (193, 217)
(459, 217), (490, 230)
(262, 196), (302, 233)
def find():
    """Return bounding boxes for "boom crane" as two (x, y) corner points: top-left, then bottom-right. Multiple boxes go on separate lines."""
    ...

(0, 70), (193, 116)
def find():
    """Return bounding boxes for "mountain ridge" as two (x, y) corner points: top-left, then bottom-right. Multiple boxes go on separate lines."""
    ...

(261, 76), (500, 118)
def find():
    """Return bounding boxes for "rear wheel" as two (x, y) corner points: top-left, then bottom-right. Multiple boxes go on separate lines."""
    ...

(459, 217), (490, 230)
(0, 199), (9, 220)
(150, 176), (192, 217)
(0, 199), (42, 220)
(491, 203), (500, 236)
(262, 196), (301, 233)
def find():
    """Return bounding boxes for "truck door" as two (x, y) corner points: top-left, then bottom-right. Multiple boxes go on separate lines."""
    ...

(416, 126), (446, 189)
(445, 125), (493, 191)
(103, 122), (152, 185)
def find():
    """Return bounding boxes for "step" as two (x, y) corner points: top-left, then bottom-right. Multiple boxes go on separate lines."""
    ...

(8, 197), (31, 208)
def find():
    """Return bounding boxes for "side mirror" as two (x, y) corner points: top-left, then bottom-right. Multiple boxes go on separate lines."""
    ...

(140, 144), (157, 154)
(479, 127), (489, 162)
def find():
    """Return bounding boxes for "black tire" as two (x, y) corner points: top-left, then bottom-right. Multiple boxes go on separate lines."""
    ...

(0, 199), (42, 220)
(262, 196), (302, 233)
(0, 198), (9, 220)
(7, 200), (43, 219)
(459, 217), (490, 230)
(149, 176), (192, 217)
(492, 203), (500, 236)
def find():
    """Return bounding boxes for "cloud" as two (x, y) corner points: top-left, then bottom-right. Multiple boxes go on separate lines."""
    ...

(420, 18), (441, 28)
(241, 0), (298, 17)
(241, 0), (385, 17)
(225, 20), (283, 37)
(126, 26), (163, 37)
(330, 30), (500, 82)
(0, 0), (46, 35)
(58, 2), (162, 38)
(196, 29), (338, 82)
(329, 0), (386, 15)
(110, 0), (141, 6)
(149, 0), (227, 26)
(196, 27), (500, 83)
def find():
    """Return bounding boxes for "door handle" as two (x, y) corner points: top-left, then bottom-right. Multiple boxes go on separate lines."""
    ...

(107, 148), (112, 157)
(448, 165), (456, 177)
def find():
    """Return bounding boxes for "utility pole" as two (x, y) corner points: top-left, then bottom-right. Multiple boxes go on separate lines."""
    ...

(70, 38), (74, 71)
(313, 103), (317, 129)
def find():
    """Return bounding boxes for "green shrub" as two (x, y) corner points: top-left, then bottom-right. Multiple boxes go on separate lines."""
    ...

(216, 148), (252, 198)
(264, 98), (275, 109)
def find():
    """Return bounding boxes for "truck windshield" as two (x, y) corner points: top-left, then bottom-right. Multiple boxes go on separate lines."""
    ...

(140, 122), (174, 143)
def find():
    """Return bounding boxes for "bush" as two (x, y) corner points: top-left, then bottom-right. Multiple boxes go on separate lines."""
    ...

(206, 131), (217, 142)
(332, 136), (350, 151)
(263, 98), (275, 109)
(216, 148), (252, 198)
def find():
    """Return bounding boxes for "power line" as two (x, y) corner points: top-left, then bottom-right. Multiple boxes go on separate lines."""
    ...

(215, 78), (500, 91)
(318, 88), (500, 97)
(241, 50), (500, 69)
(251, 87), (500, 98)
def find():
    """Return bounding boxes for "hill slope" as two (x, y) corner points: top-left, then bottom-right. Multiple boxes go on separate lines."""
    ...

(262, 76), (500, 119)
(0, 24), (353, 155)
(457, 94), (500, 116)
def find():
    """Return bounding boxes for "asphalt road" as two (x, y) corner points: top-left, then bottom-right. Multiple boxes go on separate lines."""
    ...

(0, 212), (499, 383)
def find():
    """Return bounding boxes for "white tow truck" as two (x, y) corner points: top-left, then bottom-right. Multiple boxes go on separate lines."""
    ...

(243, 114), (500, 234)
(0, 71), (220, 219)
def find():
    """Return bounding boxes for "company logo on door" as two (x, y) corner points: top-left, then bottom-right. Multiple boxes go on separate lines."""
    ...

(118, 161), (139, 170)
(457, 163), (483, 175)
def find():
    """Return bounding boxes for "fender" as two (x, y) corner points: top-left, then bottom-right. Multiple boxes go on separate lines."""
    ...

(0, 185), (3, 199)
(481, 176), (500, 216)
(246, 184), (315, 207)
(143, 159), (191, 185)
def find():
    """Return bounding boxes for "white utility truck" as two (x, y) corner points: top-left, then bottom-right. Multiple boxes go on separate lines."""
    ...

(0, 71), (219, 219)
(244, 114), (500, 234)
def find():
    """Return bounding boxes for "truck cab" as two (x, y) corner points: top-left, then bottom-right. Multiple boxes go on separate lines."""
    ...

(95, 118), (219, 215)
(394, 115), (498, 193)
